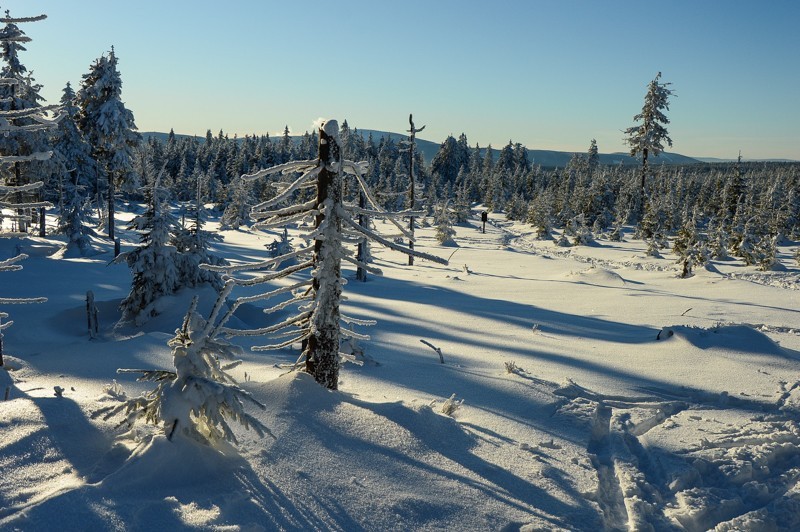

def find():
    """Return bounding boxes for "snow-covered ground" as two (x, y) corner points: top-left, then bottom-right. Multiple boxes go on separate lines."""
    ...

(1, 208), (799, 531)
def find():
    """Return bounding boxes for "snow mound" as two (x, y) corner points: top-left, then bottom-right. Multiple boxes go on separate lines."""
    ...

(566, 266), (627, 286)
(98, 435), (243, 492)
(655, 324), (787, 356)
(231, 372), (547, 530)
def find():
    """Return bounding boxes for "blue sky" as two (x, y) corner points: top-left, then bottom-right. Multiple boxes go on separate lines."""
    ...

(5, 0), (799, 160)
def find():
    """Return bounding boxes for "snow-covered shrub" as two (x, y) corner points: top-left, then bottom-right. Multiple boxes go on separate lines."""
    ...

(104, 295), (266, 447)
(440, 393), (463, 417)
(434, 201), (456, 246)
(607, 225), (623, 242)
(645, 238), (661, 258)
(554, 233), (571, 247)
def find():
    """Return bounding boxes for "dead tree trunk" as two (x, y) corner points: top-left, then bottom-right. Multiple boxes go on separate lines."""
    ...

(304, 121), (343, 390)
(356, 189), (368, 282)
(107, 168), (116, 240)
(407, 114), (425, 266)
(86, 290), (99, 339)
(39, 207), (46, 237)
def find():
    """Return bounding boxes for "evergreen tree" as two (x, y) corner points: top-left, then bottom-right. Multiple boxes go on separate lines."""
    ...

(76, 48), (140, 240)
(172, 175), (224, 290)
(673, 216), (705, 278)
(206, 120), (447, 390)
(434, 200), (456, 245)
(0, 11), (51, 363)
(117, 170), (180, 325)
(0, 11), (54, 234)
(52, 83), (99, 255)
(103, 296), (266, 446)
(220, 175), (253, 230)
(624, 72), (674, 202)
(587, 139), (599, 179)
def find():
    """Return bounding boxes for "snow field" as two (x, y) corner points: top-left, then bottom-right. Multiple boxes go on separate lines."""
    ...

(1, 207), (799, 530)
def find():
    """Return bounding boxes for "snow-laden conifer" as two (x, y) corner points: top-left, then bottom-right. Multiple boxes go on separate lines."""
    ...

(0, 11), (53, 364)
(76, 48), (140, 240)
(103, 296), (266, 446)
(624, 72), (674, 220)
(434, 200), (457, 246)
(117, 168), (180, 325)
(202, 119), (447, 390)
(52, 83), (98, 255)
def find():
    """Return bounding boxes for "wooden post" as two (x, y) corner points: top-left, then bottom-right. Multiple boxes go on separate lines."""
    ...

(304, 120), (343, 390)
(39, 207), (46, 237)
(86, 290), (99, 339)
(0, 314), (4, 367)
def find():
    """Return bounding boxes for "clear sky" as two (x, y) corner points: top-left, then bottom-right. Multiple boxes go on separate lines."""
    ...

(4, 0), (799, 160)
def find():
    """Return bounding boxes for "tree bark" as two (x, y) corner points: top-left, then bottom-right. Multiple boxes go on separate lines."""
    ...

(107, 168), (115, 240)
(304, 121), (342, 390)
(640, 147), (649, 194)
(356, 190), (367, 282)
(407, 115), (416, 266)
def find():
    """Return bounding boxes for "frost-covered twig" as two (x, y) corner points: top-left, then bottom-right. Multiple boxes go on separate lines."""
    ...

(420, 339), (445, 364)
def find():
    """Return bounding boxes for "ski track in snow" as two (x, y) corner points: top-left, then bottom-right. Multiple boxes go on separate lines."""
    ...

(545, 374), (800, 531)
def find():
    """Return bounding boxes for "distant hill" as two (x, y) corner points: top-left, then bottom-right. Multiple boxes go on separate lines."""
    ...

(141, 130), (703, 167)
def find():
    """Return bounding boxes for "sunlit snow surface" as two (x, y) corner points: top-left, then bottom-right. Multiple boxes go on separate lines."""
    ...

(1, 208), (799, 530)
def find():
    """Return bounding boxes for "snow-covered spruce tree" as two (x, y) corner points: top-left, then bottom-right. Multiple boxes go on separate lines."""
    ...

(672, 217), (706, 278)
(624, 72), (674, 213)
(52, 83), (99, 255)
(116, 169), (180, 325)
(171, 174), (224, 290)
(434, 200), (456, 246)
(0, 13), (56, 364)
(204, 120), (447, 390)
(76, 47), (140, 241)
(103, 296), (266, 446)
(0, 11), (58, 235)
(219, 174), (253, 230)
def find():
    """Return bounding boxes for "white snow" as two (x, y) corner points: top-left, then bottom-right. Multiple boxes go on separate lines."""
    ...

(1, 207), (799, 530)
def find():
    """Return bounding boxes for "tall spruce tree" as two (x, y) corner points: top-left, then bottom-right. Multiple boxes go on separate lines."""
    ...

(53, 83), (99, 255)
(0, 11), (52, 365)
(624, 72), (674, 203)
(0, 11), (55, 234)
(76, 48), (140, 241)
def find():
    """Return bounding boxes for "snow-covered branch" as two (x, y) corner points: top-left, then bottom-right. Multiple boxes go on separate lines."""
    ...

(242, 159), (317, 181)
(341, 213), (448, 265)
(0, 181), (45, 193)
(201, 246), (313, 274)
(221, 310), (312, 338)
(227, 259), (314, 287)
(0, 151), (53, 164)
(0, 296), (48, 304)
(250, 166), (322, 211)
(0, 104), (60, 118)
(0, 14), (47, 23)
